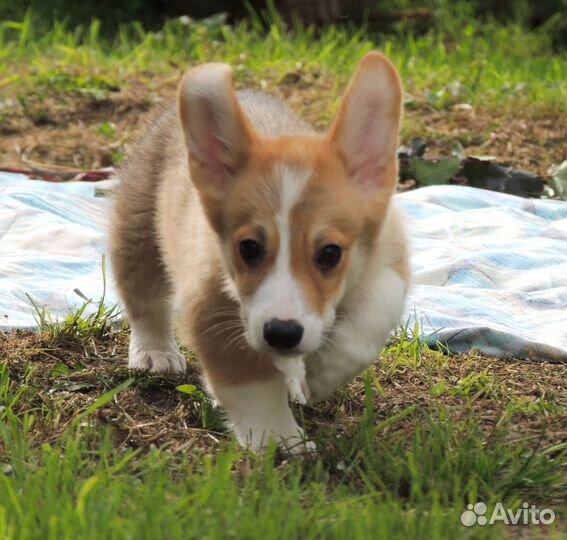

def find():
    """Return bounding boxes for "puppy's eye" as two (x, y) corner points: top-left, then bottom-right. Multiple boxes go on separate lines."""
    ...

(316, 244), (342, 272)
(239, 239), (265, 266)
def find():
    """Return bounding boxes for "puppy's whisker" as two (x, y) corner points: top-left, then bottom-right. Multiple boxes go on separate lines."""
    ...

(223, 330), (249, 352)
(201, 321), (246, 339)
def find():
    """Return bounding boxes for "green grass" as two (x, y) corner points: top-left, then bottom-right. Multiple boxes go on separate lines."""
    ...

(1, 318), (566, 540)
(25, 255), (121, 341)
(0, 373), (565, 540)
(0, 3), (565, 113)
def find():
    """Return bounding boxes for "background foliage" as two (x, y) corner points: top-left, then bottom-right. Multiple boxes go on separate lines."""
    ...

(1, 0), (566, 48)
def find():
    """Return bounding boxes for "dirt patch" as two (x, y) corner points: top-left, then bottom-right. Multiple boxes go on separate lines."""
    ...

(1, 73), (565, 176)
(0, 330), (224, 454)
(1, 330), (565, 463)
(405, 105), (567, 176)
(0, 82), (157, 169)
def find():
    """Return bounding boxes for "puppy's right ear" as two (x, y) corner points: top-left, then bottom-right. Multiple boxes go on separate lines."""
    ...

(178, 64), (255, 198)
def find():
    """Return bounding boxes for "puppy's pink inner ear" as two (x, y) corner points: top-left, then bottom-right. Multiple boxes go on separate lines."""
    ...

(178, 63), (253, 196)
(349, 108), (392, 190)
(338, 97), (399, 192)
(330, 54), (402, 193)
(195, 104), (232, 189)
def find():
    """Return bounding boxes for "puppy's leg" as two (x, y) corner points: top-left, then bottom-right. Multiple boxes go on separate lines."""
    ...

(186, 290), (313, 453)
(307, 345), (375, 402)
(110, 190), (186, 375)
(272, 356), (309, 405)
(127, 302), (186, 374)
(210, 374), (315, 454)
(307, 267), (406, 400)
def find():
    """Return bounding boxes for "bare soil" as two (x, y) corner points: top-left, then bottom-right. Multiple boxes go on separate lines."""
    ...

(1, 73), (565, 175)
(2, 330), (565, 466)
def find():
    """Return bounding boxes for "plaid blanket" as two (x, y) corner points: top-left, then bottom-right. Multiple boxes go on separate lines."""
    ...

(1, 173), (566, 362)
(398, 185), (567, 362)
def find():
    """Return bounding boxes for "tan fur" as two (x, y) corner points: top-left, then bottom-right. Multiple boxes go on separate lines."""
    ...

(110, 52), (407, 402)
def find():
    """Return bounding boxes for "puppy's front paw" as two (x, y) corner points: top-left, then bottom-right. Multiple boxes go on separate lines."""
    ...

(286, 376), (310, 404)
(128, 346), (187, 374)
(305, 373), (336, 402)
(248, 429), (317, 456)
(284, 436), (317, 456)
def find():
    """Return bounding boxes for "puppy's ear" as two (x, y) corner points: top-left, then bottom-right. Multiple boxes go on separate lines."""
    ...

(328, 52), (402, 194)
(178, 63), (255, 197)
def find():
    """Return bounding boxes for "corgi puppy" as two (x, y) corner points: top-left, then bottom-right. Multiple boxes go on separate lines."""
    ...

(110, 52), (409, 453)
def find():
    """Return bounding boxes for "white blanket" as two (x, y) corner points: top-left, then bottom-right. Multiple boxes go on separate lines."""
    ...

(1, 173), (566, 361)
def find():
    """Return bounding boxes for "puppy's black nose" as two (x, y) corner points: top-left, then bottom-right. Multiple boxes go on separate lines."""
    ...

(263, 319), (304, 350)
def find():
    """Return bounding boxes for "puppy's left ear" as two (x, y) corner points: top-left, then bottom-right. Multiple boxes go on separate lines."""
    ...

(328, 52), (402, 194)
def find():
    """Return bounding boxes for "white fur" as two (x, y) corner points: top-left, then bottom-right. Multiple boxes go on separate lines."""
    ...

(272, 355), (309, 404)
(212, 374), (316, 454)
(244, 165), (326, 355)
(307, 265), (407, 400)
(128, 317), (186, 374)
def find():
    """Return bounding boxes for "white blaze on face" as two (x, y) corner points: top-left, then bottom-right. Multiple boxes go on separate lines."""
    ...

(244, 164), (325, 354)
